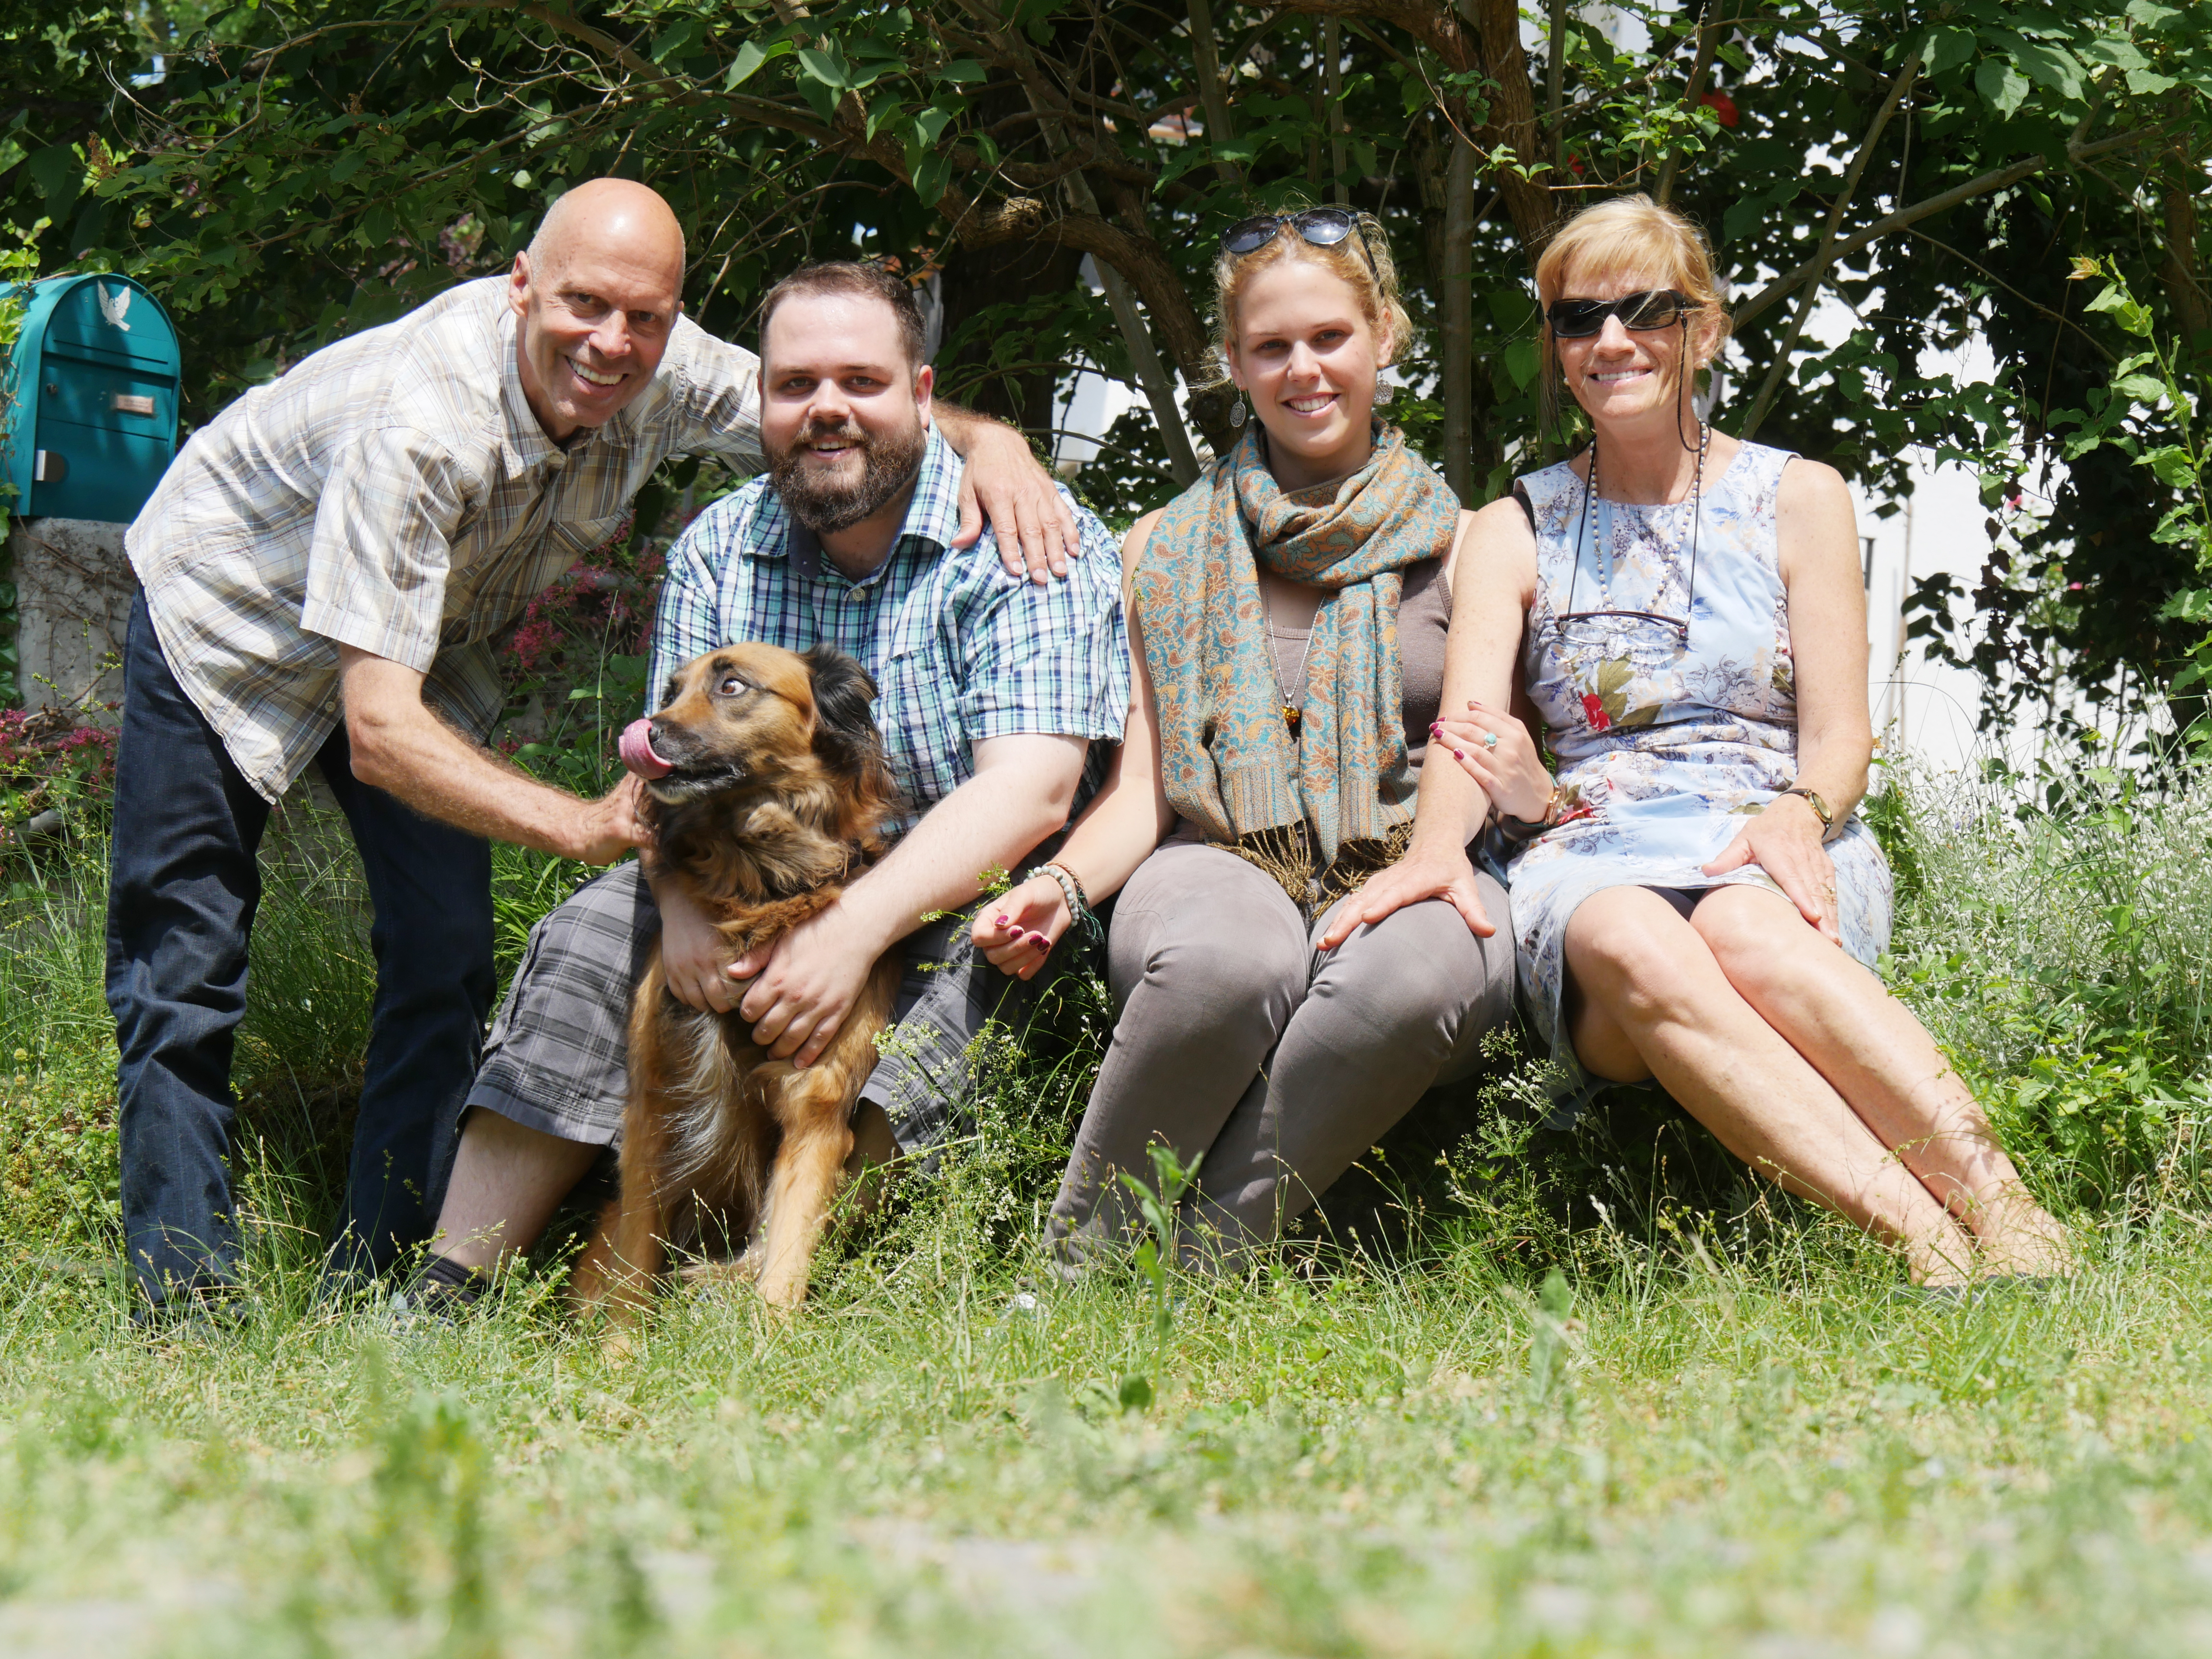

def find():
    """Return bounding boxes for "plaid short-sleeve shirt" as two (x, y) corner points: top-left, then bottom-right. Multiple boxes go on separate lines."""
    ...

(125, 276), (765, 803)
(648, 427), (1129, 832)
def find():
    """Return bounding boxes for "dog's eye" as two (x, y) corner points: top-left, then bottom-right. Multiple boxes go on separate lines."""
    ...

(717, 675), (749, 697)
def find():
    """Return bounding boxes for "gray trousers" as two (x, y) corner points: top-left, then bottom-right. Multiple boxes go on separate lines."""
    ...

(1049, 841), (1516, 1262)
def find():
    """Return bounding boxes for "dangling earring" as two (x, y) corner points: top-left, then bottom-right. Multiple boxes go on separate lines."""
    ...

(1229, 396), (1247, 428)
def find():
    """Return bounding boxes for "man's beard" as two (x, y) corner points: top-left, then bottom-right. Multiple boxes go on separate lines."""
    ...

(769, 414), (927, 536)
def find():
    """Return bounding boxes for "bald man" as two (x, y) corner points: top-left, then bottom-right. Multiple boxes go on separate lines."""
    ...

(109, 180), (1078, 1318)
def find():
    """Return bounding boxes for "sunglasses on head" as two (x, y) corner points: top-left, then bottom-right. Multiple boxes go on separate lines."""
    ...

(1220, 208), (1380, 280)
(1545, 289), (1694, 339)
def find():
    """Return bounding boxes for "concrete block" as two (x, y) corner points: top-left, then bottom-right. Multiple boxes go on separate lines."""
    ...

(9, 517), (133, 719)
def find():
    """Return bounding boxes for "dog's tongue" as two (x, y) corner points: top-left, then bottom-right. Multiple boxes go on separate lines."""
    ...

(618, 718), (673, 781)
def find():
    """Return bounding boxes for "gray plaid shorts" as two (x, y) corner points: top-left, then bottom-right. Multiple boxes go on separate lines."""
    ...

(465, 860), (1069, 1159)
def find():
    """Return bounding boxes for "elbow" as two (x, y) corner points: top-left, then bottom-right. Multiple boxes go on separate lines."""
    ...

(342, 707), (405, 792)
(1021, 774), (1082, 848)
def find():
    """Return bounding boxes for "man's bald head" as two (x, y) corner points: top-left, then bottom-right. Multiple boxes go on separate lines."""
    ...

(509, 178), (688, 441)
(526, 179), (685, 288)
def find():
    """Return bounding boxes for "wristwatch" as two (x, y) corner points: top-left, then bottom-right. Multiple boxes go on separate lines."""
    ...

(1777, 785), (1834, 833)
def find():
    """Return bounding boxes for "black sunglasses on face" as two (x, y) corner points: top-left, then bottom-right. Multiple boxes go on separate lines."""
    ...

(1545, 289), (1694, 339)
(1220, 208), (1380, 280)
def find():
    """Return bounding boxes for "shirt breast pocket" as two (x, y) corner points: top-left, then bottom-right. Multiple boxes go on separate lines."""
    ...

(546, 515), (632, 561)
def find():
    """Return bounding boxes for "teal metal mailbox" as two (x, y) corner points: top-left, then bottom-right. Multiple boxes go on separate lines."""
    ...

(0, 274), (181, 524)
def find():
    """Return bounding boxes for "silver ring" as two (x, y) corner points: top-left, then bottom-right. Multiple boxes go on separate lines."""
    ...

(1482, 731), (1499, 749)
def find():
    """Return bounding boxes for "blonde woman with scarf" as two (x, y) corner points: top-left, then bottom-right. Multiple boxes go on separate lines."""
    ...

(971, 208), (1517, 1265)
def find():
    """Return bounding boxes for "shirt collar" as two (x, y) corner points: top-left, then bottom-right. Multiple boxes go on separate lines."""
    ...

(752, 424), (963, 587)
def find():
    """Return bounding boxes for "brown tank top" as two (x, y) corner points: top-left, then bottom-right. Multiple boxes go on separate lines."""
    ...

(1259, 555), (1452, 765)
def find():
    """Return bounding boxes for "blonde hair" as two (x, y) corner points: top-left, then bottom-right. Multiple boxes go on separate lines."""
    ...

(1212, 210), (1413, 372)
(1536, 194), (1731, 432)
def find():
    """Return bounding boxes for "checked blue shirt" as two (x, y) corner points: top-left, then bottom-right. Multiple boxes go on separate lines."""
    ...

(647, 427), (1130, 833)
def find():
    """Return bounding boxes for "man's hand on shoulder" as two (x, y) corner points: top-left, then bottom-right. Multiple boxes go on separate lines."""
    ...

(936, 408), (1081, 586)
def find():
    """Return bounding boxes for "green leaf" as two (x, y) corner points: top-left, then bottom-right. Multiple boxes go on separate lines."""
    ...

(2125, 0), (2183, 25)
(2125, 66), (2179, 94)
(2077, 35), (2148, 72)
(794, 48), (850, 90)
(2084, 285), (2155, 337)
(937, 59), (985, 83)
(726, 37), (788, 88)
(2113, 373), (2168, 404)
(650, 15), (701, 63)
(2143, 445), (2199, 490)
(912, 149), (953, 206)
(1996, 34), (2087, 100)
(328, 146), (367, 184)
(1503, 337), (1540, 390)
(1922, 25), (1977, 76)
(25, 144), (82, 211)
(1976, 59), (2030, 117)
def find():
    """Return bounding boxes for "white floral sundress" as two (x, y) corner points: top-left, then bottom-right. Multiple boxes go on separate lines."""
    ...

(1507, 441), (1893, 1118)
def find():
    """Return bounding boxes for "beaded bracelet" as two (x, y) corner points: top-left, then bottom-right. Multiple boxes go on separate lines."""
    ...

(1029, 860), (1103, 945)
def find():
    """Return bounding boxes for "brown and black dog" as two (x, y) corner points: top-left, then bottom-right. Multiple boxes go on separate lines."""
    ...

(569, 641), (900, 1320)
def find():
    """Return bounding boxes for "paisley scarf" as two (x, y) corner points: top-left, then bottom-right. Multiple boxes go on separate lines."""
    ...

(1133, 424), (1460, 903)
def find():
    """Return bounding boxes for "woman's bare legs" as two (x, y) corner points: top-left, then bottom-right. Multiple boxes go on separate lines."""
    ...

(1685, 885), (2067, 1276)
(1564, 887), (1978, 1286)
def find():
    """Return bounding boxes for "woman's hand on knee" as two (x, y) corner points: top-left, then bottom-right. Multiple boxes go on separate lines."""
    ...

(1433, 700), (1552, 824)
(971, 876), (1068, 981)
(1317, 843), (1496, 950)
(1701, 800), (1840, 944)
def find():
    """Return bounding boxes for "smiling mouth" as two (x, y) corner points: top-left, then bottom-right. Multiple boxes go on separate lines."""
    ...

(1590, 369), (1651, 385)
(568, 356), (624, 389)
(1283, 393), (1339, 414)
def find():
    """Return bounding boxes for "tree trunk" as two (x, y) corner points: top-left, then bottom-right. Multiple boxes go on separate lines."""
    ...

(1441, 127), (1477, 505)
(2157, 182), (2211, 362)
(933, 239), (1088, 433)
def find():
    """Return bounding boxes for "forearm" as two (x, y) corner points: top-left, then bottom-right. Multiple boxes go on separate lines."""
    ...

(1041, 760), (1174, 906)
(838, 768), (1074, 951)
(1791, 722), (1873, 824)
(348, 697), (595, 856)
(1408, 738), (1493, 855)
(931, 400), (1007, 453)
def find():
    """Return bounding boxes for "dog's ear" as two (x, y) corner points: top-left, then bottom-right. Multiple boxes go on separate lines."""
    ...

(803, 644), (881, 775)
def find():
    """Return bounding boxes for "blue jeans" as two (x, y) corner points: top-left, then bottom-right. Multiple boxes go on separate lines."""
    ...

(105, 591), (494, 1304)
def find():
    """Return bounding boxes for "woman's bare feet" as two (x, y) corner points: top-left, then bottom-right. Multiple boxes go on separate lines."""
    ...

(1960, 1182), (2073, 1279)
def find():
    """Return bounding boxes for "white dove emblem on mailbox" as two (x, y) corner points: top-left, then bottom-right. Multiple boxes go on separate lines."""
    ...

(99, 282), (133, 332)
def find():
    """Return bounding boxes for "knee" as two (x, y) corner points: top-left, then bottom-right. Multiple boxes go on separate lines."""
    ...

(1692, 887), (1815, 1000)
(1324, 900), (1511, 1036)
(1136, 920), (1305, 1018)
(1563, 889), (1708, 1020)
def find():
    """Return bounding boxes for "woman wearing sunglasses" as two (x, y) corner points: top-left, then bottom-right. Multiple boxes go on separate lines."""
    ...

(1329, 193), (2065, 1290)
(972, 206), (1517, 1265)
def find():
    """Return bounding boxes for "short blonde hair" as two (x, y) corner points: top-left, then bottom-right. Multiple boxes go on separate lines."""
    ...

(1213, 210), (1413, 370)
(1536, 195), (1731, 428)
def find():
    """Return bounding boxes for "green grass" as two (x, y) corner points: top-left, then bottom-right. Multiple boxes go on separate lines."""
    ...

(8, 761), (2212, 1655)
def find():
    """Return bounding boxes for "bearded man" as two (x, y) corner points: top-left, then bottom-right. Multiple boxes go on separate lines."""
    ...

(110, 183), (1084, 1317)
(413, 259), (1128, 1304)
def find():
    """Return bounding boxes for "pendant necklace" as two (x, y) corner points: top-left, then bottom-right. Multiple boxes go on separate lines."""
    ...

(1261, 577), (1316, 738)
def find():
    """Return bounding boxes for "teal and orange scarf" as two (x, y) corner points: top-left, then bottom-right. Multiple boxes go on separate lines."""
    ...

(1132, 425), (1459, 902)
